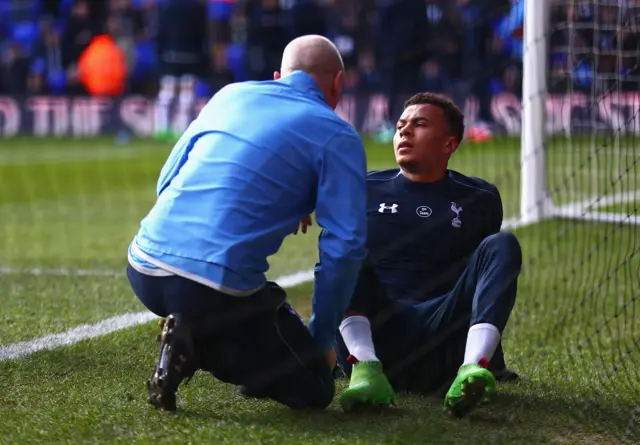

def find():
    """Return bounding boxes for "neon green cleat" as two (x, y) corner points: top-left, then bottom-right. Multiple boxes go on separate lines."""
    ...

(444, 363), (496, 418)
(340, 361), (397, 412)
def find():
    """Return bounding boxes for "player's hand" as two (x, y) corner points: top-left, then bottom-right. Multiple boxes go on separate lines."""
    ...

(293, 215), (313, 235)
(324, 348), (337, 370)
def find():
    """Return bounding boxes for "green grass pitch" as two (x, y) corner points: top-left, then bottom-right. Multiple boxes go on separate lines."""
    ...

(0, 136), (638, 444)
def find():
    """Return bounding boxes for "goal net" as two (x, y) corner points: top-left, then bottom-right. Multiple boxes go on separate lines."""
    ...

(518, 0), (639, 437)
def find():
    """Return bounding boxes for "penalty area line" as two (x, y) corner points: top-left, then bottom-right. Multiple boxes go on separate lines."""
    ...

(0, 269), (315, 361)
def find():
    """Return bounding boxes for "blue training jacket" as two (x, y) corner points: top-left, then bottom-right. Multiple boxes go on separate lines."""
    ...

(128, 71), (368, 349)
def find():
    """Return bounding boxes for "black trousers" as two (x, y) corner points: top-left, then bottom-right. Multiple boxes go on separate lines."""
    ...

(127, 265), (335, 410)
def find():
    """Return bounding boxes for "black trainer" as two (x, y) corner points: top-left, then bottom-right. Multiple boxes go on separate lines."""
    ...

(147, 314), (196, 411)
(492, 367), (519, 383)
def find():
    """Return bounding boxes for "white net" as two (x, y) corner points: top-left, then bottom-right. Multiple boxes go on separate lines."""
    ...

(521, 0), (640, 438)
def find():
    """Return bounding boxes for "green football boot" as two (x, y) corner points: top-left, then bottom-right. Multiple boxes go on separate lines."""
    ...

(444, 363), (496, 418)
(340, 361), (396, 412)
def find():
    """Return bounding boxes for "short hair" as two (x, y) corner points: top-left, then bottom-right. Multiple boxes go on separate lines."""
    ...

(403, 92), (465, 144)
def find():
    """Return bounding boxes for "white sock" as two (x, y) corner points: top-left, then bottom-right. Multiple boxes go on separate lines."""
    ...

(154, 92), (172, 133)
(463, 323), (501, 366)
(154, 76), (175, 133)
(174, 87), (194, 134)
(339, 316), (379, 362)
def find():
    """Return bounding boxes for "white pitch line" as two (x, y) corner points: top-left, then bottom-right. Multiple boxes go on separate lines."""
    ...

(553, 210), (640, 225)
(0, 269), (315, 361)
(555, 191), (637, 214)
(0, 266), (122, 277)
(0, 312), (157, 361)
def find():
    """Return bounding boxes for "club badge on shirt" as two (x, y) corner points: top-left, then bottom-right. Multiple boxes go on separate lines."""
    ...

(451, 202), (463, 228)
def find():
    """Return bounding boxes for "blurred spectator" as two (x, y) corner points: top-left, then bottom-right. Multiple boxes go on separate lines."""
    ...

(420, 60), (448, 94)
(1, 42), (30, 94)
(356, 49), (381, 94)
(106, 0), (148, 91)
(425, 2), (465, 106)
(330, 0), (375, 70)
(374, 0), (428, 123)
(154, 0), (209, 140)
(28, 18), (64, 94)
(243, 0), (290, 81)
(61, 0), (99, 93)
(210, 43), (235, 92)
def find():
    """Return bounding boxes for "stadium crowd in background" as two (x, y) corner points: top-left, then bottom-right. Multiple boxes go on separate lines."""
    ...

(1, 0), (639, 128)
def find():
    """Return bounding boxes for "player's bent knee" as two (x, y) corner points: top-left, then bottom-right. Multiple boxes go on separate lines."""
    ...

(483, 232), (522, 269)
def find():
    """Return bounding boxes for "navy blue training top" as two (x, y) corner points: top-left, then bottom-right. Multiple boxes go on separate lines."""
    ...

(362, 168), (503, 301)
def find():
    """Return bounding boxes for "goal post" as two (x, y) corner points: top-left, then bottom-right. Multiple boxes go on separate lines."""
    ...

(520, 0), (551, 225)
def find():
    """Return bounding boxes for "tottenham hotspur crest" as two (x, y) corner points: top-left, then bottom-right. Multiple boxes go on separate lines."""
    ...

(450, 202), (463, 228)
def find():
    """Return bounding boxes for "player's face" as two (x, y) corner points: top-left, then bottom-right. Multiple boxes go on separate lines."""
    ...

(393, 104), (457, 172)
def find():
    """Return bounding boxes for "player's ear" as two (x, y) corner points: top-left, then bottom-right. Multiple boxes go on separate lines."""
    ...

(273, 71), (281, 80)
(333, 70), (344, 97)
(445, 137), (459, 155)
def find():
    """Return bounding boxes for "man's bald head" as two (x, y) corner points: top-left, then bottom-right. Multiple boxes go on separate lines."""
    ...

(274, 35), (345, 110)
(280, 35), (344, 78)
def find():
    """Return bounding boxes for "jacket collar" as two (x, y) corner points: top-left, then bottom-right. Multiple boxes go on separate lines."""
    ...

(278, 71), (328, 105)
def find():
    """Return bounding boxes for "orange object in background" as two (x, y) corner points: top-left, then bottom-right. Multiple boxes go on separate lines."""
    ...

(78, 35), (127, 96)
(466, 125), (494, 143)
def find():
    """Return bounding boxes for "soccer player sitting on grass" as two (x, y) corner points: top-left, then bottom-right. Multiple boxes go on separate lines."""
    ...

(334, 92), (523, 418)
